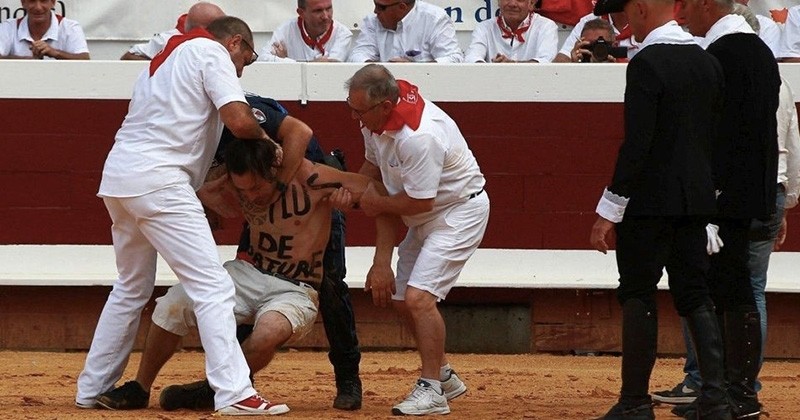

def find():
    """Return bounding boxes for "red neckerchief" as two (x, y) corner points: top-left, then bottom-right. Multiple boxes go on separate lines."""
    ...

(497, 13), (533, 44)
(175, 13), (188, 33)
(600, 14), (632, 40)
(298, 17), (333, 55)
(379, 80), (425, 133)
(150, 27), (214, 77)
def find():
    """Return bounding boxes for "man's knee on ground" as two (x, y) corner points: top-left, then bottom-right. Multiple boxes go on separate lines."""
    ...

(247, 311), (294, 351)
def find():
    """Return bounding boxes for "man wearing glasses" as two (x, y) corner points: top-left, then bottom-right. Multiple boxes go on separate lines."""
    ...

(340, 64), (489, 415)
(76, 17), (302, 416)
(348, 0), (463, 62)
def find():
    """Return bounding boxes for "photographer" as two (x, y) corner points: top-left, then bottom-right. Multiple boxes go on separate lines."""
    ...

(563, 18), (620, 63)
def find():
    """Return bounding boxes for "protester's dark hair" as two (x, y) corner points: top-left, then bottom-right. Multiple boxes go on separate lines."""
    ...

(207, 16), (254, 44)
(224, 139), (279, 182)
(345, 63), (399, 104)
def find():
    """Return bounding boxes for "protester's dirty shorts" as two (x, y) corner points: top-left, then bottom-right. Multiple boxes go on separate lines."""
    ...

(152, 259), (319, 344)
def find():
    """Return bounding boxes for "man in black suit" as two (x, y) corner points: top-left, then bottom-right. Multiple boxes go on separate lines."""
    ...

(589, 0), (730, 418)
(676, 1), (780, 419)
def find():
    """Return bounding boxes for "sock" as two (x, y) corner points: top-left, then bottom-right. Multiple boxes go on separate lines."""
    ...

(420, 378), (442, 394)
(440, 364), (452, 381)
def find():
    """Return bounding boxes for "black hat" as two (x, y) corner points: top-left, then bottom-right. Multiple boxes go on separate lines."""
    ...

(593, 0), (629, 15)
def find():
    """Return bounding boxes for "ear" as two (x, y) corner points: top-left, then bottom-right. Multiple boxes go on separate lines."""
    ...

(296, 7), (304, 17)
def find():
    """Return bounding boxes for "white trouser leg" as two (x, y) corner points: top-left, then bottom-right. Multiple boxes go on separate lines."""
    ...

(76, 196), (158, 405)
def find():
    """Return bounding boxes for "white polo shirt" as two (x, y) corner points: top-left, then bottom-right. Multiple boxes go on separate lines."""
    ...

(127, 29), (180, 59)
(362, 100), (485, 227)
(778, 6), (800, 59)
(558, 13), (639, 59)
(259, 18), (352, 62)
(348, 0), (463, 63)
(0, 12), (88, 58)
(465, 13), (558, 63)
(98, 38), (246, 197)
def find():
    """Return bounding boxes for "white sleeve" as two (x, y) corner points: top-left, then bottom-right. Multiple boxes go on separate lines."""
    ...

(348, 17), (380, 62)
(533, 20), (559, 63)
(429, 13), (464, 63)
(258, 24), (295, 63)
(757, 16), (781, 58)
(782, 83), (800, 208)
(778, 7), (800, 59)
(326, 24), (353, 61)
(558, 20), (585, 57)
(0, 21), (12, 56)
(464, 23), (489, 63)
(62, 20), (89, 54)
(202, 45), (247, 109)
(129, 32), (172, 59)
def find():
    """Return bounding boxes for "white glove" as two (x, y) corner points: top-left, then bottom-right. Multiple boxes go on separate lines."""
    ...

(706, 223), (724, 255)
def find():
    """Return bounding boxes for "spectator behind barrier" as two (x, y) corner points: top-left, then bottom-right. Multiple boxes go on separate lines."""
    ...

(258, 0), (352, 62)
(0, 0), (89, 60)
(553, 11), (638, 62)
(559, 18), (622, 63)
(347, 0), (463, 63)
(464, 0), (558, 63)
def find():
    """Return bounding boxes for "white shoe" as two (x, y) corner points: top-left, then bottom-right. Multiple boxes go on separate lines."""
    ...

(441, 369), (467, 401)
(75, 400), (98, 409)
(215, 394), (290, 416)
(391, 380), (450, 416)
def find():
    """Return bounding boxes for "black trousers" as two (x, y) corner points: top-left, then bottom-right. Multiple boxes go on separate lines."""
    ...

(708, 217), (756, 312)
(615, 215), (713, 316)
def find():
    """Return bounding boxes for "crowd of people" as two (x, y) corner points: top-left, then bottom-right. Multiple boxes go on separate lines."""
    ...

(1, 0), (799, 418)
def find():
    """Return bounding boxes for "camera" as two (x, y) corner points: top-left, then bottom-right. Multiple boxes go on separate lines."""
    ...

(580, 37), (627, 62)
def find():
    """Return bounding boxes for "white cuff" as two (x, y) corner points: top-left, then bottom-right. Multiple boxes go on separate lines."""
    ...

(595, 187), (629, 223)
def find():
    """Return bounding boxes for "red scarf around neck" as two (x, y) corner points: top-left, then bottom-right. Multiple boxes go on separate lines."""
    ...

(497, 13), (533, 44)
(298, 17), (334, 55)
(380, 80), (425, 133)
(600, 14), (632, 41)
(150, 27), (215, 76)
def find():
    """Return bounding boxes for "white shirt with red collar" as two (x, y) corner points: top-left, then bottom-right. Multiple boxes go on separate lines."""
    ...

(99, 36), (246, 197)
(465, 13), (558, 63)
(259, 17), (352, 62)
(558, 13), (639, 59)
(362, 81), (484, 227)
(0, 11), (88, 58)
(348, 0), (463, 63)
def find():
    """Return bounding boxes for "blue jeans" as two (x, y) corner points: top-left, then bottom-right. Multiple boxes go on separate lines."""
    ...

(680, 186), (786, 392)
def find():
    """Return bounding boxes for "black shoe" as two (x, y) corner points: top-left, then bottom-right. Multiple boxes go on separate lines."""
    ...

(159, 379), (215, 411)
(674, 399), (734, 420)
(652, 382), (700, 405)
(333, 376), (362, 410)
(672, 401), (694, 417)
(96, 380), (150, 410)
(730, 397), (762, 419)
(594, 402), (655, 419)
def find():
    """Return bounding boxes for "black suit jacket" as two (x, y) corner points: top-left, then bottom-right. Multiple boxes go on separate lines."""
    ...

(609, 43), (723, 217)
(707, 33), (780, 220)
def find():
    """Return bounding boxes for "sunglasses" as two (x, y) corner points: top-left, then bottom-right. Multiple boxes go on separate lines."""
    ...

(241, 37), (259, 65)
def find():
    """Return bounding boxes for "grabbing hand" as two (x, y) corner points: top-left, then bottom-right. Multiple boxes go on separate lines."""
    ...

(358, 182), (381, 217)
(328, 187), (356, 211)
(197, 174), (239, 218)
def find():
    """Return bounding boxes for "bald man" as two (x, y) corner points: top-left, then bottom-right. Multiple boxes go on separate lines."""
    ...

(121, 2), (225, 60)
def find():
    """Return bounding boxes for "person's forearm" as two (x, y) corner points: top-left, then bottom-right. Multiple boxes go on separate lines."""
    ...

(274, 130), (310, 186)
(50, 50), (90, 60)
(373, 214), (398, 266)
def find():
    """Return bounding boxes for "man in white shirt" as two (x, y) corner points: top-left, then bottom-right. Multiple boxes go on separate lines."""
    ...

(0, 0), (89, 59)
(75, 16), (295, 416)
(464, 0), (558, 63)
(733, 0), (781, 57)
(343, 64), (489, 416)
(553, 11), (639, 62)
(121, 2), (224, 61)
(347, 0), (463, 63)
(260, 0), (352, 62)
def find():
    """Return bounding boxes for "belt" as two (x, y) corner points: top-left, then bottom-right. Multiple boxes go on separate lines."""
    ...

(254, 266), (316, 290)
(468, 189), (484, 199)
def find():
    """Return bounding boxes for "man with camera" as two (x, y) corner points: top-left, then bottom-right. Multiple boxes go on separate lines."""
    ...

(564, 18), (623, 63)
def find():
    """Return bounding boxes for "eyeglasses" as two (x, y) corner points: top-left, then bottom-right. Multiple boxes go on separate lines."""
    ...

(347, 97), (383, 119)
(374, 1), (403, 12)
(241, 37), (259, 65)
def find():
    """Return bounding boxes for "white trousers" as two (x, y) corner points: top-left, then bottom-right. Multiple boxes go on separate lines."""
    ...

(76, 184), (254, 409)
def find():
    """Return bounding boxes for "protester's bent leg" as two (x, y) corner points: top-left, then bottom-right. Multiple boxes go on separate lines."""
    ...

(138, 185), (254, 409)
(134, 323), (181, 390)
(76, 196), (158, 406)
(241, 311), (293, 374)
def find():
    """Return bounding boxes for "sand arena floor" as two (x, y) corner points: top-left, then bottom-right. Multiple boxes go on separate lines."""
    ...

(1, 350), (799, 419)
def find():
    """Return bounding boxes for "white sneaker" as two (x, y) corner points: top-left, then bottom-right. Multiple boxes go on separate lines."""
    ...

(441, 369), (467, 401)
(75, 400), (98, 409)
(391, 380), (450, 416)
(215, 394), (290, 416)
